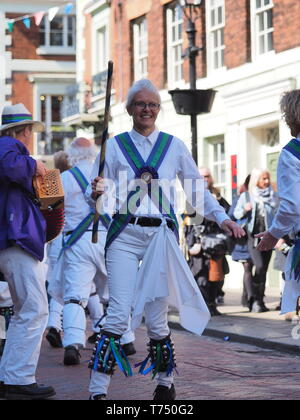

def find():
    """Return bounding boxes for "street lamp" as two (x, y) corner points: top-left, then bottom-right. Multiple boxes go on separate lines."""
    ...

(169, 0), (216, 164)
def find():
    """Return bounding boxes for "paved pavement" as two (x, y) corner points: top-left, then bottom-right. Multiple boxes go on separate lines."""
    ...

(35, 321), (300, 401)
(2, 287), (300, 400)
(177, 288), (300, 355)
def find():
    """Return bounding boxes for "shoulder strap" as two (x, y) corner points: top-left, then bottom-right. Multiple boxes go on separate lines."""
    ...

(283, 139), (300, 161)
(67, 166), (111, 234)
(68, 167), (89, 193)
(115, 132), (144, 175)
(146, 132), (173, 170)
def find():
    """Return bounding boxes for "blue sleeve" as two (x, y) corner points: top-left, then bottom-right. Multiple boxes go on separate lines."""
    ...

(233, 193), (247, 220)
(0, 142), (36, 192)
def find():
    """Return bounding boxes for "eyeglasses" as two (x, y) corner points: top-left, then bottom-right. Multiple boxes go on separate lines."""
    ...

(133, 101), (161, 110)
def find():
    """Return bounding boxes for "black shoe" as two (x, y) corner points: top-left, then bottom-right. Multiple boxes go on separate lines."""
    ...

(46, 328), (63, 348)
(122, 342), (136, 356)
(5, 383), (56, 400)
(153, 384), (176, 400)
(208, 304), (222, 316)
(63, 345), (81, 366)
(88, 333), (99, 344)
(0, 382), (5, 399)
(248, 297), (255, 312)
(89, 394), (107, 400)
(252, 301), (270, 313)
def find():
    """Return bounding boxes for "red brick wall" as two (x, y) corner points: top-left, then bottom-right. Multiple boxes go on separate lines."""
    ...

(224, 0), (250, 69)
(111, 0), (133, 103)
(273, 0), (300, 52)
(147, 1), (165, 90)
(10, 72), (34, 153)
(110, 0), (208, 98)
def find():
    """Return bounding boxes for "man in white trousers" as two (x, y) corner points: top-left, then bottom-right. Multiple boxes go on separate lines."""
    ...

(87, 79), (245, 400)
(0, 104), (55, 400)
(48, 137), (135, 366)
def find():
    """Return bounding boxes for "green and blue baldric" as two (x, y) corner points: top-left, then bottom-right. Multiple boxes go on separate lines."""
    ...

(283, 139), (300, 281)
(60, 166), (111, 254)
(105, 131), (179, 249)
(284, 138), (300, 161)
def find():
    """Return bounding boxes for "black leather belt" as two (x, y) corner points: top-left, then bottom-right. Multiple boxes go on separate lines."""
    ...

(128, 216), (175, 231)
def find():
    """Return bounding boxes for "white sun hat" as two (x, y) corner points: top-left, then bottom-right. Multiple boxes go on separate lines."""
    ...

(0, 103), (45, 133)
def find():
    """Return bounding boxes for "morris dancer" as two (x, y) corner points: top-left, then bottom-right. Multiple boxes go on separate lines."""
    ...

(48, 138), (135, 366)
(256, 89), (300, 314)
(0, 104), (55, 400)
(87, 79), (245, 400)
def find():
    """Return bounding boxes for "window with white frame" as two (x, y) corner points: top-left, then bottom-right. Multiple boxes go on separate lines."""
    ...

(205, 135), (226, 195)
(206, 0), (225, 71)
(39, 15), (76, 50)
(253, 0), (274, 56)
(96, 26), (108, 73)
(133, 17), (148, 80)
(166, 3), (184, 86)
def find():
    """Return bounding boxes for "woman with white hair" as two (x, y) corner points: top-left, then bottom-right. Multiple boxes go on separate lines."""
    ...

(88, 79), (244, 400)
(234, 168), (278, 312)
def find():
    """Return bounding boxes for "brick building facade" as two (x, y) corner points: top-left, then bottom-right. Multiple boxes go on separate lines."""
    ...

(0, 0), (76, 155)
(66, 0), (300, 289)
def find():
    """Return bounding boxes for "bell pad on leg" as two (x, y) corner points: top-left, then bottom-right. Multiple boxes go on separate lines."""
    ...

(135, 334), (177, 378)
(88, 331), (133, 377)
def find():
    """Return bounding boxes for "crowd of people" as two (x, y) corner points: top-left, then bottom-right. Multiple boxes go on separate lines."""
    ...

(185, 166), (280, 316)
(0, 81), (299, 400)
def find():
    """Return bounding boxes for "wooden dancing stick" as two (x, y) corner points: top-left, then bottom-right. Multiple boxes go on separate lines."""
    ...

(92, 60), (114, 244)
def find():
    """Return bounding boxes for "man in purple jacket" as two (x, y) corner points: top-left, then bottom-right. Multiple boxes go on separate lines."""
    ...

(0, 104), (55, 400)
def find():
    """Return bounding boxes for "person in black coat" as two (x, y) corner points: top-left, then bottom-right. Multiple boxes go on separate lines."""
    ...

(187, 168), (230, 316)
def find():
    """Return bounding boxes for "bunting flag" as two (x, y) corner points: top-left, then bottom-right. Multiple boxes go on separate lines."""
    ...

(65, 3), (74, 14)
(6, 1), (75, 32)
(48, 6), (60, 22)
(7, 21), (14, 33)
(34, 11), (45, 26)
(23, 17), (31, 29)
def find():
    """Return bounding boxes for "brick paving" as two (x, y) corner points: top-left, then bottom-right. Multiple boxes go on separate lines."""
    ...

(35, 325), (300, 401)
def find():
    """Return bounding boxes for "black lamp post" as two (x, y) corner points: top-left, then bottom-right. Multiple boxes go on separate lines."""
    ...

(169, 0), (216, 165)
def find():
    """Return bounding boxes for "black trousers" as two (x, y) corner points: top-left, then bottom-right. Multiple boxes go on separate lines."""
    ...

(247, 236), (273, 303)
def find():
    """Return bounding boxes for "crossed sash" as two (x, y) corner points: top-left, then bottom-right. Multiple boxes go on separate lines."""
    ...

(60, 167), (111, 254)
(105, 131), (179, 249)
(283, 139), (300, 280)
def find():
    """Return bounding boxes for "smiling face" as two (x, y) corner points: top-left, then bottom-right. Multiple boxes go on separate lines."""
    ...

(126, 89), (161, 136)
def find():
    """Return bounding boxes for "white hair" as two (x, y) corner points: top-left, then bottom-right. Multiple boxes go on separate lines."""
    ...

(248, 168), (270, 195)
(126, 79), (161, 107)
(66, 142), (98, 167)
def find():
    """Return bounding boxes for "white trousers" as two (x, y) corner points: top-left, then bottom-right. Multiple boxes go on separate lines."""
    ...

(0, 247), (48, 385)
(0, 282), (13, 308)
(89, 225), (173, 395)
(0, 282), (14, 340)
(47, 298), (63, 331)
(48, 291), (135, 343)
(62, 232), (108, 348)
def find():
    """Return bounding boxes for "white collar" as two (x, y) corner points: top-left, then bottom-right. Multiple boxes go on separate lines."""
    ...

(129, 128), (159, 146)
